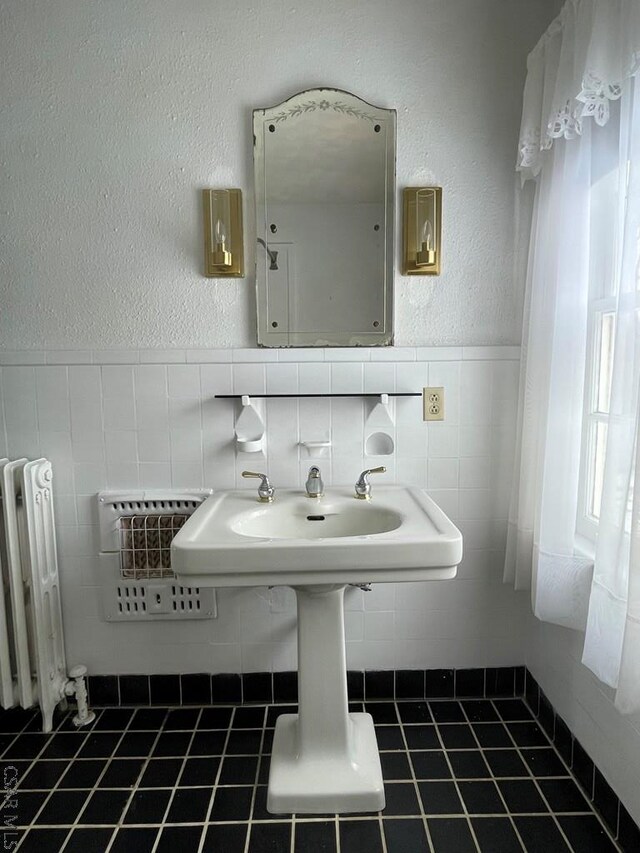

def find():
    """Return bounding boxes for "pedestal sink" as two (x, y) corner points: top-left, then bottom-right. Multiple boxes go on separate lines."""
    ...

(171, 485), (462, 814)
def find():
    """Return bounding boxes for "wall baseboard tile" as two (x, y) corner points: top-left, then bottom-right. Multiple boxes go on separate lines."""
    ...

(87, 667), (526, 709)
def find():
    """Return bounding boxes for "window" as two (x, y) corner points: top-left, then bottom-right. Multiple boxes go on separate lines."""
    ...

(578, 305), (615, 540)
(577, 121), (620, 542)
(577, 133), (637, 543)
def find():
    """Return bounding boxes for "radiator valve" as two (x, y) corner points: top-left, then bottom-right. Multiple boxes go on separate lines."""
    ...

(65, 665), (96, 727)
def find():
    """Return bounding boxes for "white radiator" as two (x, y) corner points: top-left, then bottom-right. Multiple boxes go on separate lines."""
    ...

(0, 458), (92, 733)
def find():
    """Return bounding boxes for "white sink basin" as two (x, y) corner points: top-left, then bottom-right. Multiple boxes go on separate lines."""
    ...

(171, 485), (462, 586)
(171, 483), (462, 817)
(231, 499), (402, 539)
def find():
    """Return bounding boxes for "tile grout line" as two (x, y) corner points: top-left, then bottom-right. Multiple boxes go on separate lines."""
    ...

(57, 708), (143, 853)
(501, 696), (622, 852)
(518, 695), (624, 853)
(502, 710), (581, 853)
(15, 707), (126, 851)
(428, 708), (483, 853)
(0, 707), (60, 801)
(149, 707), (204, 853)
(460, 700), (527, 853)
(239, 705), (266, 853)
(395, 702), (437, 853)
(377, 810), (389, 853)
(198, 704), (237, 853)
(9, 709), (86, 853)
(367, 709), (388, 853)
(100, 708), (169, 853)
(13, 708), (102, 849)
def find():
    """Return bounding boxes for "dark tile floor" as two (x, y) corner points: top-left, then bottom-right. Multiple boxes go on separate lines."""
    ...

(0, 698), (622, 852)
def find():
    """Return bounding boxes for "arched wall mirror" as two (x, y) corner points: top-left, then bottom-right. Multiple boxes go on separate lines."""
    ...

(253, 89), (396, 347)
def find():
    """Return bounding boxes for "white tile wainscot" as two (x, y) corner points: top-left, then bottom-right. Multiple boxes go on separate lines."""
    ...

(0, 346), (526, 676)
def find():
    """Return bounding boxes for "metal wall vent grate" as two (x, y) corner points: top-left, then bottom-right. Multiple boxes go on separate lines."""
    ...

(118, 514), (189, 580)
(110, 582), (215, 622)
(98, 490), (212, 553)
(111, 499), (200, 512)
(171, 585), (203, 613)
(116, 585), (148, 615)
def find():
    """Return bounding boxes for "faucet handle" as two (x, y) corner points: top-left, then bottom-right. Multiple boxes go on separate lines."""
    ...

(242, 471), (275, 503)
(354, 466), (386, 500)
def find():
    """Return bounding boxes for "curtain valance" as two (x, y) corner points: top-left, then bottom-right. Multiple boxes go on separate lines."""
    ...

(517, 0), (640, 179)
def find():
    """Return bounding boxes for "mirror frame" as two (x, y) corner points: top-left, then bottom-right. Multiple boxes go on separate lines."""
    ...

(253, 88), (396, 347)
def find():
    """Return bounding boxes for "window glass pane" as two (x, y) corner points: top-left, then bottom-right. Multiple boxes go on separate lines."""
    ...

(589, 171), (618, 300)
(589, 123), (619, 299)
(625, 449), (635, 534)
(591, 421), (608, 520)
(596, 312), (615, 413)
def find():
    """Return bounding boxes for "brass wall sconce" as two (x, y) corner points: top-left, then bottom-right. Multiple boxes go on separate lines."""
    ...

(202, 188), (244, 277)
(402, 186), (442, 275)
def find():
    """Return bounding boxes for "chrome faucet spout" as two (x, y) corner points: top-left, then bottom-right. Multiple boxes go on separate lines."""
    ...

(305, 466), (324, 499)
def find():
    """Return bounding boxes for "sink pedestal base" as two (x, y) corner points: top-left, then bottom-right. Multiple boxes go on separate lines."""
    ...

(267, 584), (384, 815)
(268, 712), (383, 814)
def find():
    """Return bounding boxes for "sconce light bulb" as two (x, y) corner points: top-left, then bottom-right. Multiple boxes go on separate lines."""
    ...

(420, 219), (433, 251)
(211, 213), (232, 268)
(215, 218), (227, 247)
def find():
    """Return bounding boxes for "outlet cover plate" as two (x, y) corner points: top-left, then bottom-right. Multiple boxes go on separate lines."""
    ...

(423, 387), (445, 421)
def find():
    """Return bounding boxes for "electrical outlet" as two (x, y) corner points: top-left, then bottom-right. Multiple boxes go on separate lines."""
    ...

(423, 387), (444, 421)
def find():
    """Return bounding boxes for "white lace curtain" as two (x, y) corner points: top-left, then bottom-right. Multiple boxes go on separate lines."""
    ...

(507, 0), (640, 712)
(517, 0), (640, 180)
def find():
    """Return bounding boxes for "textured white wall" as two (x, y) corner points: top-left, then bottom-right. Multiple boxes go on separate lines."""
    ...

(0, 0), (554, 350)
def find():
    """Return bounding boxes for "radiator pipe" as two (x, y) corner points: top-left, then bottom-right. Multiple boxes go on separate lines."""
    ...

(64, 665), (96, 727)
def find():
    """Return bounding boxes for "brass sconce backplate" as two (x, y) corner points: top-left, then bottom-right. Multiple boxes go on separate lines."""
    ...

(203, 188), (244, 277)
(402, 186), (442, 275)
